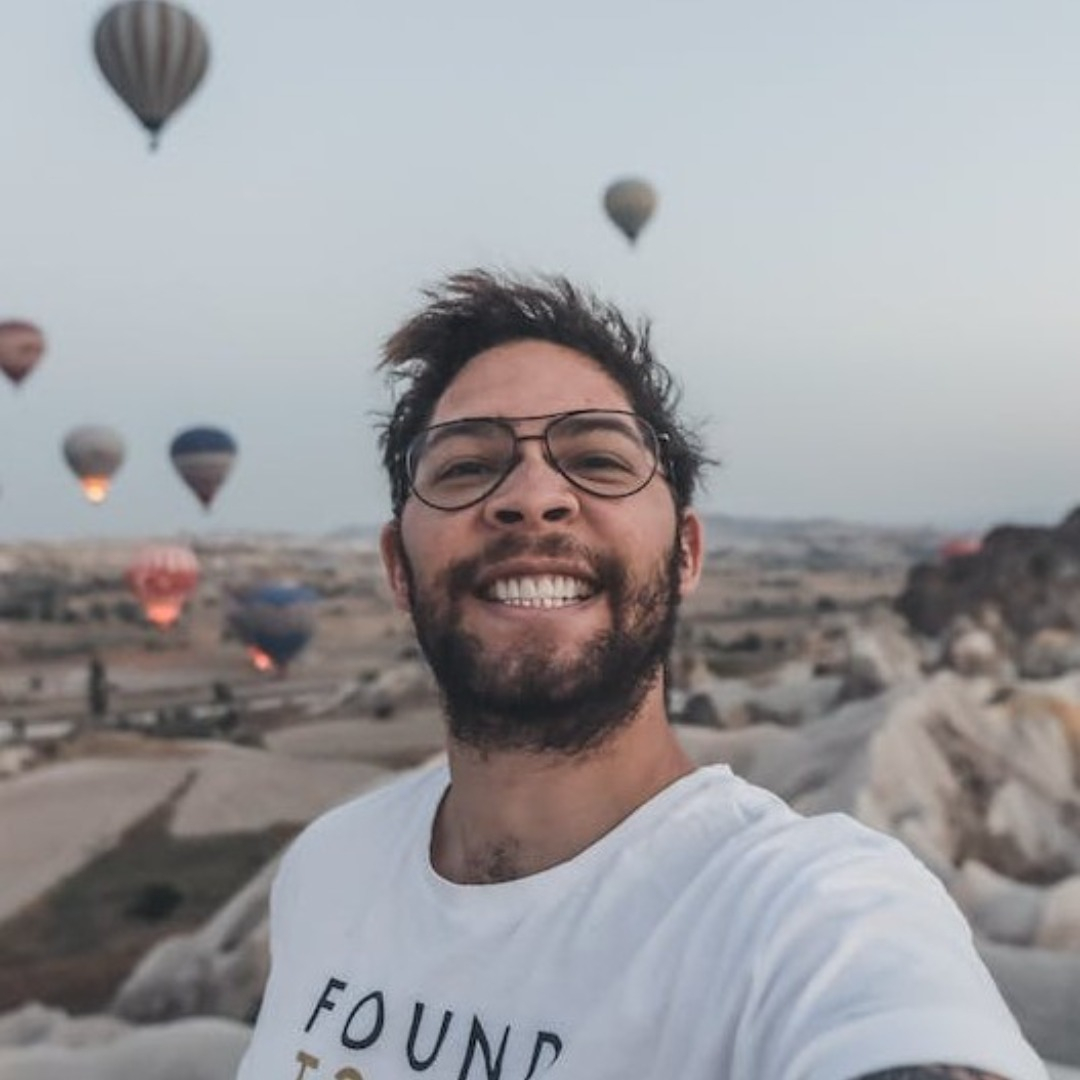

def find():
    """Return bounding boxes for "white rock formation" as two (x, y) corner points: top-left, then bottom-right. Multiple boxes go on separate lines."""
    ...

(836, 611), (924, 700)
(674, 722), (798, 778)
(0, 756), (193, 923)
(945, 621), (1007, 678)
(0, 744), (37, 779)
(0, 1004), (126, 1049)
(986, 779), (1080, 877)
(114, 768), (396, 1023)
(168, 742), (386, 837)
(1020, 628), (1080, 680)
(979, 941), (1080, 1067)
(676, 659), (842, 729)
(265, 707), (445, 768)
(1040, 875), (1080, 950)
(354, 659), (434, 716)
(854, 678), (970, 877)
(854, 672), (1080, 882)
(112, 859), (276, 1024)
(952, 861), (1044, 946)
(0, 1015), (249, 1080)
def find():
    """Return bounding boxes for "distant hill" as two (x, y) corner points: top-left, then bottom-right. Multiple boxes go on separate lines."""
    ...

(699, 513), (948, 570)
(325, 514), (949, 571)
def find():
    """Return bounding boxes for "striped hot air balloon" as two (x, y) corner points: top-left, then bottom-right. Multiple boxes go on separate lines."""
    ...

(603, 178), (658, 245)
(62, 425), (126, 504)
(170, 425), (237, 509)
(0, 320), (46, 387)
(93, 0), (210, 150)
(127, 544), (199, 627)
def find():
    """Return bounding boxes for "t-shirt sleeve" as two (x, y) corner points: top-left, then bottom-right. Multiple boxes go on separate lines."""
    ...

(736, 817), (1049, 1080)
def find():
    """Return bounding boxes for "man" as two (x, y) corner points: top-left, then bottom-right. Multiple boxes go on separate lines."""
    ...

(237, 271), (1047, 1080)
(87, 651), (109, 725)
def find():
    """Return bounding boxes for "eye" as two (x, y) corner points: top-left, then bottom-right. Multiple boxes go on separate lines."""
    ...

(431, 456), (502, 484)
(564, 451), (638, 480)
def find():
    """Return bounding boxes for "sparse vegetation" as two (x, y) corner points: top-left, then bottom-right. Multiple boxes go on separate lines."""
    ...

(0, 787), (296, 1015)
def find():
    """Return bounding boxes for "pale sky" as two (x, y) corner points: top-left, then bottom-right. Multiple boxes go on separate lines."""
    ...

(3, 0), (1080, 541)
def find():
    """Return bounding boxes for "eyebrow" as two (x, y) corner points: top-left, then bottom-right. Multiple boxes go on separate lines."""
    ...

(426, 409), (638, 431)
(554, 413), (641, 438)
(419, 419), (505, 450)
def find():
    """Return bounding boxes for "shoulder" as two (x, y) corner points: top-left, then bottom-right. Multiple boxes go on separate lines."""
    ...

(686, 774), (1046, 1080)
(683, 766), (929, 886)
(694, 769), (968, 946)
(640, 768), (961, 953)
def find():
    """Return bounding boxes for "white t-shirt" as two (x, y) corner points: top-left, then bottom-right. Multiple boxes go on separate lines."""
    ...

(236, 763), (1047, 1080)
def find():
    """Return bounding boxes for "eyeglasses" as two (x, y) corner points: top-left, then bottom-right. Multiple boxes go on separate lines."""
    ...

(404, 409), (665, 511)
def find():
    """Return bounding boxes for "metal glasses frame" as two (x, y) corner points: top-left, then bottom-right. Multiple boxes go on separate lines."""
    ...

(403, 408), (667, 511)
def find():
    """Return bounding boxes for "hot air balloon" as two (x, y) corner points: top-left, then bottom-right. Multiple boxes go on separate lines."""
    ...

(170, 426), (237, 509)
(62, 425), (125, 504)
(227, 583), (318, 674)
(127, 544), (199, 628)
(603, 177), (658, 245)
(939, 536), (982, 561)
(93, 0), (210, 150)
(0, 320), (45, 387)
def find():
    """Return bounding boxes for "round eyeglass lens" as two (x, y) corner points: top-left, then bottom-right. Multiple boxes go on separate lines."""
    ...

(547, 411), (658, 497)
(409, 419), (516, 509)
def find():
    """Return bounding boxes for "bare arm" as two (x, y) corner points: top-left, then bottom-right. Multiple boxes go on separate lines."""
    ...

(855, 1069), (1011, 1079)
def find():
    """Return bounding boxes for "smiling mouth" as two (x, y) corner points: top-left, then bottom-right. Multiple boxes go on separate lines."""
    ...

(484, 574), (596, 609)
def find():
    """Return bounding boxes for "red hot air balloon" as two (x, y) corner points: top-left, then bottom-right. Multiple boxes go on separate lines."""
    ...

(0, 321), (45, 387)
(939, 536), (982, 561)
(127, 544), (200, 627)
(93, 0), (211, 150)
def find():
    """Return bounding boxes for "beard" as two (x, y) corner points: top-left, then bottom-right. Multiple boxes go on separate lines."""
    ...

(396, 530), (684, 755)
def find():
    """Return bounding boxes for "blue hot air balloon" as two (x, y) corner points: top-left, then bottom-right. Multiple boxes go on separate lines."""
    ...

(170, 425), (237, 509)
(227, 583), (317, 673)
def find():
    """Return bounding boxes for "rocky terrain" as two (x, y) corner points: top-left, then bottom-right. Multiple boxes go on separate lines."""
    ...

(2, 514), (1079, 1078)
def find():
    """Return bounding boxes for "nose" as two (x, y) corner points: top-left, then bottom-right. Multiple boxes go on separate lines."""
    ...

(481, 441), (581, 528)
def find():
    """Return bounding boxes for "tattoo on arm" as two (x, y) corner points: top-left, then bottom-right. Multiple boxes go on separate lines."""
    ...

(855, 1068), (1011, 1080)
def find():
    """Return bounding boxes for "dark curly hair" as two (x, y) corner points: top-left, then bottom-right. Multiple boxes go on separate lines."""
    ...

(378, 269), (711, 516)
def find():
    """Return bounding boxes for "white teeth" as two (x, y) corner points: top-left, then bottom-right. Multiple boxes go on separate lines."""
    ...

(490, 575), (591, 607)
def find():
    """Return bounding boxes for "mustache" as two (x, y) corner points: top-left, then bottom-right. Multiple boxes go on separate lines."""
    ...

(443, 533), (623, 597)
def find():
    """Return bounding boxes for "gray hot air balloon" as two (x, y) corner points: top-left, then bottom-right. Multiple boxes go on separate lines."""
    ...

(603, 178), (658, 245)
(62, 425), (126, 504)
(93, 0), (210, 150)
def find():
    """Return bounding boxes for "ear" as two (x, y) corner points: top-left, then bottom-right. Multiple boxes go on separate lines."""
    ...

(676, 509), (704, 598)
(380, 521), (412, 612)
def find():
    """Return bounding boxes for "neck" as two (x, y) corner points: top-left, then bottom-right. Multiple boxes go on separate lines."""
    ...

(431, 685), (693, 884)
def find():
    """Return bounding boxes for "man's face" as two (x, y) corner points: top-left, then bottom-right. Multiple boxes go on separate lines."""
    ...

(381, 341), (703, 754)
